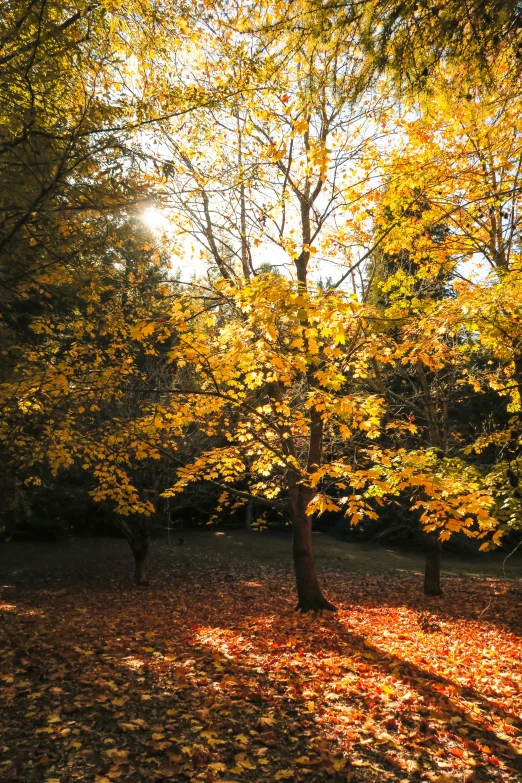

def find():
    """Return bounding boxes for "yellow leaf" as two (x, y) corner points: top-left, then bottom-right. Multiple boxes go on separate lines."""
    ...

(274, 771), (294, 781)
(235, 754), (256, 769)
(208, 762), (227, 773)
(130, 321), (155, 340)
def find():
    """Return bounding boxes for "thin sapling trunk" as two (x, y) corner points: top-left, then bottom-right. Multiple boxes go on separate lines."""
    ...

(423, 532), (443, 596)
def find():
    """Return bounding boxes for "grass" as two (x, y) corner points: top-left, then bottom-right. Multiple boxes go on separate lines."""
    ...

(1, 529), (521, 589)
(175, 529), (522, 581)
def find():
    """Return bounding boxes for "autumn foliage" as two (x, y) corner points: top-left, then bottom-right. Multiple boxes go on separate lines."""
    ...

(1, 3), (522, 779)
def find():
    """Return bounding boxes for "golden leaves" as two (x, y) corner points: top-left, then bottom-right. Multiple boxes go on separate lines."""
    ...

(129, 321), (156, 340)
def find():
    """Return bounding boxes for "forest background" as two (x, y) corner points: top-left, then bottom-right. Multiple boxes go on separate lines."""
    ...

(2, 0), (522, 610)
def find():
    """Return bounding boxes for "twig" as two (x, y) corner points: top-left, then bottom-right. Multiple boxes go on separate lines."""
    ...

(478, 595), (493, 620)
(503, 538), (522, 578)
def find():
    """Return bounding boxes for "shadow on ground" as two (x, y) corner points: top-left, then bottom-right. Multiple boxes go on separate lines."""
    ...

(0, 537), (521, 782)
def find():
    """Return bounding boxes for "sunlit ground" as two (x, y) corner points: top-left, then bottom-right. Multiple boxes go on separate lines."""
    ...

(0, 535), (520, 782)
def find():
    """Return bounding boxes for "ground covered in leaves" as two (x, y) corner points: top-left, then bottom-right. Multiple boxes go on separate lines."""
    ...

(0, 535), (521, 782)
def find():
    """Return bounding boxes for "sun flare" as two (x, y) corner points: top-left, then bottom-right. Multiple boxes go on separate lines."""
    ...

(142, 207), (167, 231)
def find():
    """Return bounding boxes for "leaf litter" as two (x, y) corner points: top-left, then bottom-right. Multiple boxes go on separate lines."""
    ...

(0, 541), (521, 782)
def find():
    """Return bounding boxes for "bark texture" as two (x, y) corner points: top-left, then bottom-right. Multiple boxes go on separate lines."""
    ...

(245, 499), (253, 531)
(423, 533), (443, 596)
(130, 534), (150, 586)
(291, 488), (337, 612)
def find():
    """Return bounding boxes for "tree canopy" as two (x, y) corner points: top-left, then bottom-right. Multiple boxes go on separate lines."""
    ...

(1, 0), (521, 607)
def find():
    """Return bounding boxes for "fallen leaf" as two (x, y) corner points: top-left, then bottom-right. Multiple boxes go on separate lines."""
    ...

(208, 762), (227, 772)
(274, 771), (294, 780)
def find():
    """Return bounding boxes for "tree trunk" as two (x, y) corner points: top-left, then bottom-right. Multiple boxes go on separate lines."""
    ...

(245, 499), (253, 531)
(130, 535), (150, 586)
(513, 353), (522, 433)
(291, 489), (336, 612)
(416, 396), (445, 597)
(424, 533), (442, 596)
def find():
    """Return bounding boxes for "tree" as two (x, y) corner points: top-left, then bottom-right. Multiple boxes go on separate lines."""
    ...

(0, 0), (211, 580)
(119, 20), (503, 606)
(361, 61), (522, 555)
(256, 0), (522, 90)
(157, 276), (384, 610)
(363, 198), (461, 594)
(150, 27), (394, 610)
(0, 209), (180, 582)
